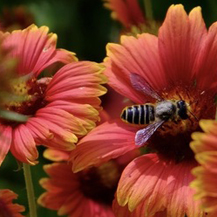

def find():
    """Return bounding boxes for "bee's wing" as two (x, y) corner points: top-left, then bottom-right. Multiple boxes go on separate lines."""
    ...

(135, 120), (164, 146)
(130, 73), (163, 101)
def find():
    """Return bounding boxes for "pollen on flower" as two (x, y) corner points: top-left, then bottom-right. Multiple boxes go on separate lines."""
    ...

(78, 161), (121, 205)
(7, 80), (31, 106)
(2, 77), (50, 125)
(97, 161), (121, 189)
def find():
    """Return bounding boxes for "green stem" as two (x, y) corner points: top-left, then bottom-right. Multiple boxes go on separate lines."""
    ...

(23, 163), (37, 217)
(144, 0), (153, 20)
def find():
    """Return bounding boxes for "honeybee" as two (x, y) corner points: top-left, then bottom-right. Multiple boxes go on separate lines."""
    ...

(121, 73), (189, 146)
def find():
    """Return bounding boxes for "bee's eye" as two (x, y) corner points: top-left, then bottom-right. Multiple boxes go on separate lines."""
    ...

(177, 101), (188, 119)
(177, 100), (186, 108)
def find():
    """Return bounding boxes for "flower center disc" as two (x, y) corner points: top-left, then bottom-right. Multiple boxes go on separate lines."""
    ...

(2, 77), (50, 126)
(78, 161), (121, 205)
(147, 89), (216, 162)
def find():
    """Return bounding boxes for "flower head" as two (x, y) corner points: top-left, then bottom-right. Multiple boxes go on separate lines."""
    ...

(71, 4), (217, 216)
(39, 131), (139, 217)
(0, 6), (35, 31)
(103, 0), (160, 36)
(0, 24), (106, 165)
(0, 189), (25, 217)
(38, 158), (120, 217)
(191, 120), (217, 216)
(103, 0), (145, 29)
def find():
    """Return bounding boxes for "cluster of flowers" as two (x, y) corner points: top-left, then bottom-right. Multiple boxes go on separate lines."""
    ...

(0, 1), (217, 217)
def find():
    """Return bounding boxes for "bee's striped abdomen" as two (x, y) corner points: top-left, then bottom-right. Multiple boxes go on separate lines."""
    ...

(121, 104), (155, 125)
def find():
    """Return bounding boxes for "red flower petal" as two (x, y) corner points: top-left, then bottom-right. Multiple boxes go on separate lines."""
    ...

(194, 22), (217, 91)
(117, 154), (203, 217)
(34, 117), (77, 150)
(2, 25), (75, 76)
(45, 100), (100, 131)
(25, 117), (53, 142)
(104, 0), (145, 28)
(43, 149), (70, 162)
(158, 5), (206, 87)
(45, 62), (107, 102)
(104, 33), (165, 103)
(47, 62), (106, 90)
(113, 197), (168, 217)
(0, 126), (12, 165)
(10, 124), (38, 165)
(0, 189), (25, 217)
(58, 192), (84, 215)
(37, 107), (87, 136)
(71, 119), (137, 172)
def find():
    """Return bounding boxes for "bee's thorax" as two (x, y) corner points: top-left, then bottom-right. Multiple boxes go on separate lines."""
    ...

(155, 100), (177, 121)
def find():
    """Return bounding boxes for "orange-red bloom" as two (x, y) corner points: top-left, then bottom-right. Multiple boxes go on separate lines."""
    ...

(0, 6), (35, 31)
(103, 0), (160, 36)
(0, 24), (106, 165)
(191, 120), (217, 216)
(0, 189), (25, 217)
(103, 0), (145, 29)
(38, 150), (118, 217)
(71, 4), (217, 216)
(39, 138), (140, 217)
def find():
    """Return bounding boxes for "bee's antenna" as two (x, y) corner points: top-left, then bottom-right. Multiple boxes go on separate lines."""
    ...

(188, 109), (199, 121)
(188, 99), (199, 107)
(186, 91), (205, 122)
(187, 101), (202, 122)
(186, 101), (199, 121)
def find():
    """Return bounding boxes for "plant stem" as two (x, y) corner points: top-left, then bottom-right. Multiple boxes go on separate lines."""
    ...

(144, 0), (153, 20)
(23, 163), (37, 217)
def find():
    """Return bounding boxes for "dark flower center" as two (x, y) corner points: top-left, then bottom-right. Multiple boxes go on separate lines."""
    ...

(1, 77), (50, 126)
(145, 88), (216, 162)
(78, 161), (121, 206)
